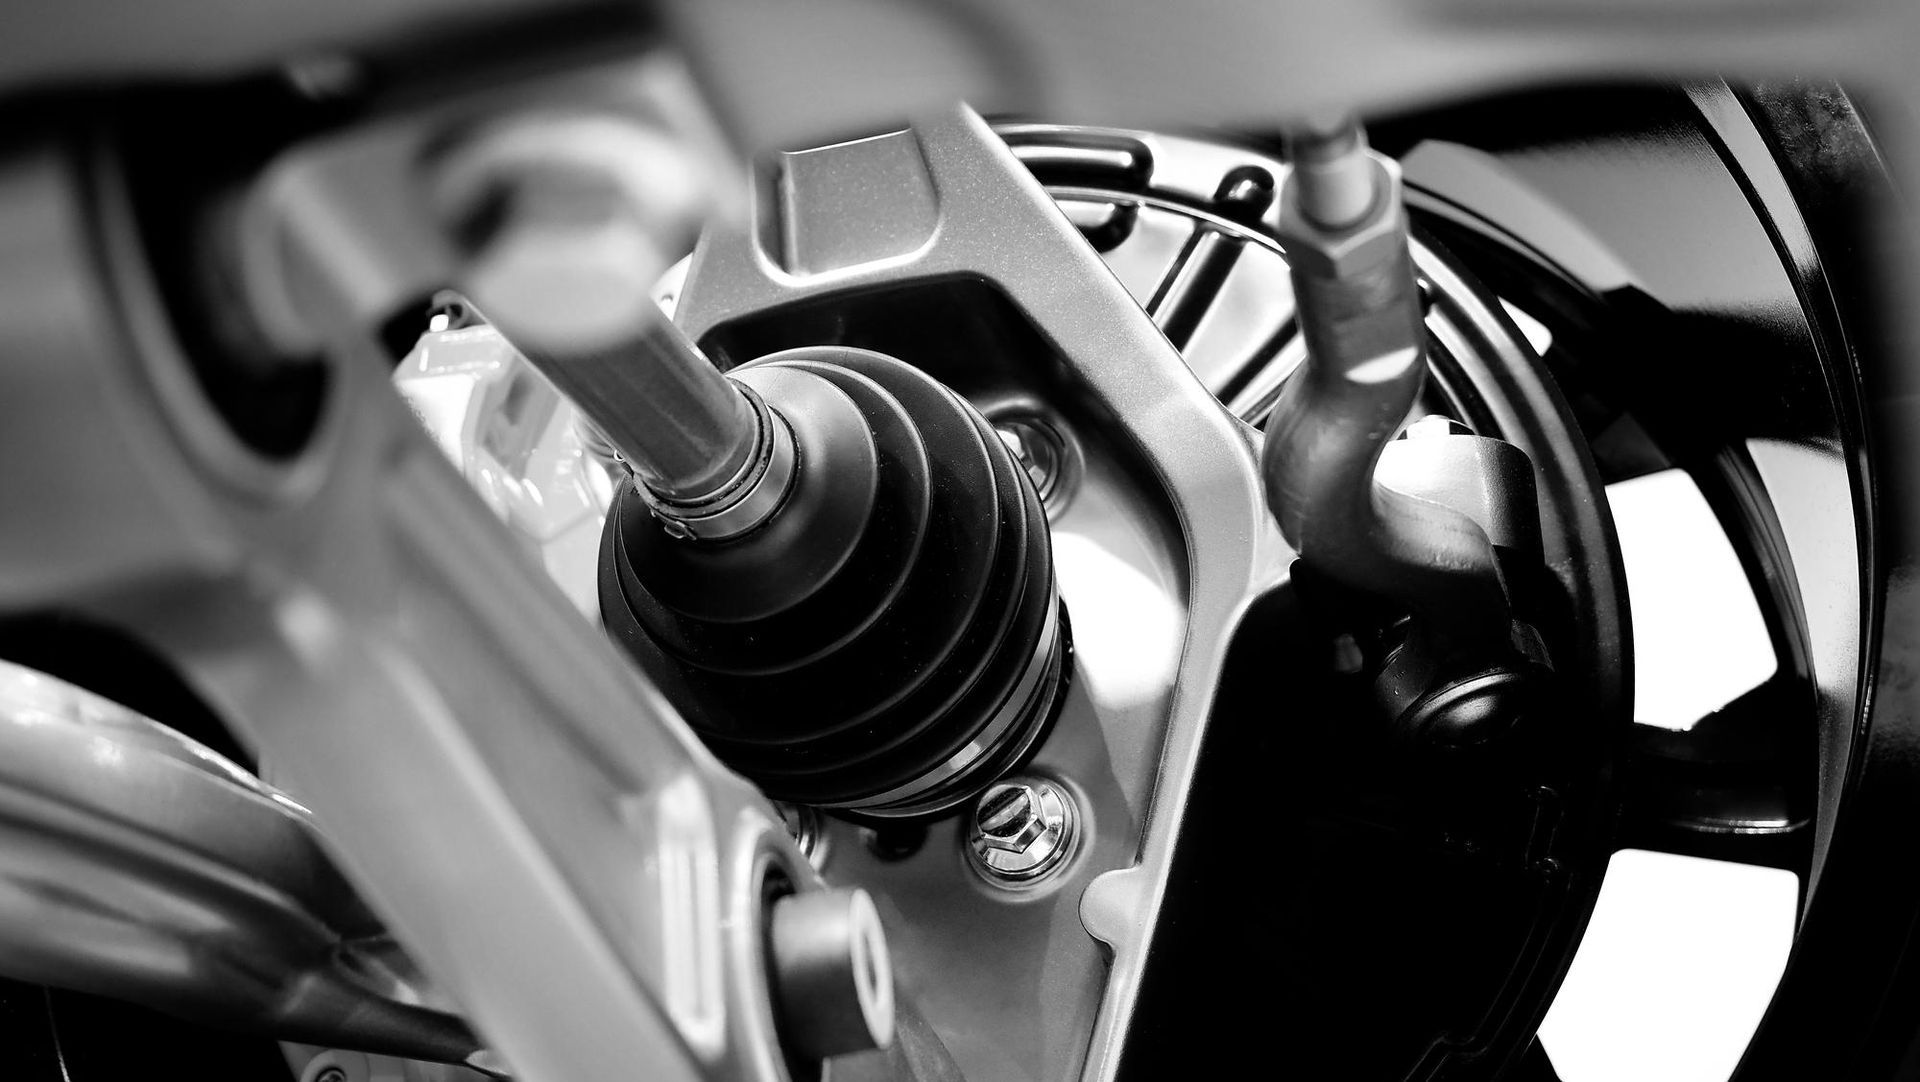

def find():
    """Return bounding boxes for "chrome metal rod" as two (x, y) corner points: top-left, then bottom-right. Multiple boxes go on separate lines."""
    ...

(527, 303), (757, 503)
(1262, 121), (1510, 638)
(462, 240), (759, 503)
(1283, 114), (1376, 230)
(440, 115), (761, 505)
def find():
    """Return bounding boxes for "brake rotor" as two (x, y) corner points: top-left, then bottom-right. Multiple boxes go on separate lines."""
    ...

(991, 125), (1622, 1079)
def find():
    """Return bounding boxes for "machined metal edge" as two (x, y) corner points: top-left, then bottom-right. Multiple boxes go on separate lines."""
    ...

(670, 105), (1294, 1082)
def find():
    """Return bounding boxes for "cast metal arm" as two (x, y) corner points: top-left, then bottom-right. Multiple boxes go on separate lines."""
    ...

(0, 53), (909, 1082)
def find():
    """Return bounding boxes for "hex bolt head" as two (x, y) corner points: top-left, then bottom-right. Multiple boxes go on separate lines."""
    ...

(776, 801), (831, 871)
(1275, 155), (1412, 280)
(966, 777), (1080, 885)
(993, 417), (1067, 505)
(977, 784), (1035, 839)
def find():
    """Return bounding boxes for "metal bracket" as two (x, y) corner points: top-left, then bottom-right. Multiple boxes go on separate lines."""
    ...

(671, 105), (1292, 1082)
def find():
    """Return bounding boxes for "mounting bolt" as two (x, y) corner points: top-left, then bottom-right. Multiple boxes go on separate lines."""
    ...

(977, 784), (1035, 841)
(992, 415), (1071, 508)
(776, 801), (832, 871)
(1284, 113), (1376, 231)
(966, 777), (1079, 885)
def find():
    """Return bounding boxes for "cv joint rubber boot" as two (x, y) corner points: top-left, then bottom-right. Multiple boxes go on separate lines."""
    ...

(600, 346), (1070, 819)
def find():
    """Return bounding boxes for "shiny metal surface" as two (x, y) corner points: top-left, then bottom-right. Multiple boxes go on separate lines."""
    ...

(1263, 130), (1509, 640)
(642, 382), (797, 542)
(392, 323), (618, 618)
(991, 417), (1071, 509)
(672, 105), (1292, 1082)
(471, 286), (757, 508)
(0, 1), (1906, 1078)
(1286, 115), (1377, 230)
(0, 660), (482, 1068)
(386, 116), (1315, 1074)
(0, 95), (1613, 1081)
(964, 778), (1080, 885)
(666, 109), (1626, 1080)
(438, 115), (770, 511)
(994, 123), (1304, 420)
(776, 803), (830, 872)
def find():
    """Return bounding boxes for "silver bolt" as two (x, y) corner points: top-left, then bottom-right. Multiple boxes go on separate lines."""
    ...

(777, 801), (832, 871)
(1284, 113), (1376, 231)
(966, 777), (1079, 885)
(993, 417), (1067, 505)
(977, 785), (1034, 839)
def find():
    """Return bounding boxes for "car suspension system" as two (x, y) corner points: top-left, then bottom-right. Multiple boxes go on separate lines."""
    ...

(0, 43), (1647, 1082)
